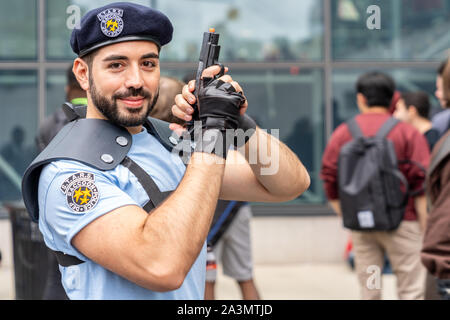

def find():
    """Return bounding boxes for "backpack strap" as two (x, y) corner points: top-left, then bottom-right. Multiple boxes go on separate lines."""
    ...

(375, 117), (399, 139)
(346, 117), (364, 139)
(207, 201), (245, 247)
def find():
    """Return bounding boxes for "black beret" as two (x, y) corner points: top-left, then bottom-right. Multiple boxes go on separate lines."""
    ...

(70, 2), (173, 57)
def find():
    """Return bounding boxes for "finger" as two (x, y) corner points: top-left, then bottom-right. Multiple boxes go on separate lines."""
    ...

(201, 65), (229, 79)
(226, 80), (248, 111)
(169, 123), (187, 136)
(239, 92), (248, 114)
(188, 80), (195, 92)
(182, 84), (196, 105)
(174, 93), (194, 114)
(230, 80), (243, 93)
(217, 75), (233, 83)
(172, 98), (193, 121)
(239, 103), (248, 116)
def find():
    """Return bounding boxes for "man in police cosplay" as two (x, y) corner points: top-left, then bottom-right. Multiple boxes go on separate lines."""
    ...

(22, 2), (310, 299)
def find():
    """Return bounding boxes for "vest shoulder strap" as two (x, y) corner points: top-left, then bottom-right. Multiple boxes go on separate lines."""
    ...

(375, 117), (399, 139)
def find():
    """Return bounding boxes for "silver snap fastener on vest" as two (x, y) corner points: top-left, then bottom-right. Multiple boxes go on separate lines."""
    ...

(169, 136), (178, 145)
(101, 154), (114, 164)
(116, 136), (128, 147)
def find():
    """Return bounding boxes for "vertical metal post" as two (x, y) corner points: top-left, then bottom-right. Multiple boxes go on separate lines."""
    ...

(38, 0), (46, 127)
(392, 0), (402, 59)
(323, 0), (333, 140)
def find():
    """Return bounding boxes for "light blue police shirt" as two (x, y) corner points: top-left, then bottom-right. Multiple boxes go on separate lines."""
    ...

(38, 127), (206, 300)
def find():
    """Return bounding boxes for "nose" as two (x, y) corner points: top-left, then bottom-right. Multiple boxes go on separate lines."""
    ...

(124, 64), (144, 89)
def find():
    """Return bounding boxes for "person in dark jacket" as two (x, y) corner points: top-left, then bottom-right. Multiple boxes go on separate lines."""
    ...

(422, 57), (450, 300)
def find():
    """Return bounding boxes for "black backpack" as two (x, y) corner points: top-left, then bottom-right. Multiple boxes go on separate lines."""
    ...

(338, 117), (409, 231)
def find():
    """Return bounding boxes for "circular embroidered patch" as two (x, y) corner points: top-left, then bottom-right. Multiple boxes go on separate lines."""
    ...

(60, 172), (99, 213)
(97, 8), (124, 38)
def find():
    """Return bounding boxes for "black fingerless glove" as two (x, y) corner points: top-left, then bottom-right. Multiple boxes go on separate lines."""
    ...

(193, 79), (245, 158)
(198, 79), (245, 130)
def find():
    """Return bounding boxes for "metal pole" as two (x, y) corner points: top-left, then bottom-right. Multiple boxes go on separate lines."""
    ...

(38, 0), (46, 127)
(323, 0), (333, 140)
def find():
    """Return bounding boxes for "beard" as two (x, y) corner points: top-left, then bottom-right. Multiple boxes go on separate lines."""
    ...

(89, 76), (159, 127)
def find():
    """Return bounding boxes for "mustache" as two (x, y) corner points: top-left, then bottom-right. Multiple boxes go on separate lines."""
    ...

(113, 87), (152, 100)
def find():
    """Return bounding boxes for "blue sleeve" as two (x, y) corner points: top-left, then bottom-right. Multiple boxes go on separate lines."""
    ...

(431, 110), (450, 135)
(38, 161), (139, 261)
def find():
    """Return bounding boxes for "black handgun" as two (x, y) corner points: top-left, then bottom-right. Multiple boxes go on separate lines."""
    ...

(189, 28), (225, 124)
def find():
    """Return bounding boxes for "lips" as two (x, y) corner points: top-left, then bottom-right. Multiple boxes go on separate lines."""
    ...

(119, 97), (145, 108)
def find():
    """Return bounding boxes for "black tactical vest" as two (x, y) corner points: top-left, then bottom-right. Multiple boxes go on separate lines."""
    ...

(22, 116), (183, 223)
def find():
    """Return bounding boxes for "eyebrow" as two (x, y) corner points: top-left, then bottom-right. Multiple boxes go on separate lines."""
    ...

(102, 52), (159, 62)
(141, 53), (159, 60)
(102, 55), (128, 62)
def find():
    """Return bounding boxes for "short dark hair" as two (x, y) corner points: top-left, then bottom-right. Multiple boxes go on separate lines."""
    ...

(401, 91), (431, 119)
(81, 51), (95, 67)
(356, 71), (395, 108)
(438, 58), (449, 76)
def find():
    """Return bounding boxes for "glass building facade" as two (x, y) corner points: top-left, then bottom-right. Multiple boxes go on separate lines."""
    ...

(0, 0), (448, 216)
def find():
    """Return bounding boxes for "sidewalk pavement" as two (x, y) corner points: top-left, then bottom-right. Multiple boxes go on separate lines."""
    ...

(215, 262), (397, 300)
(0, 262), (397, 300)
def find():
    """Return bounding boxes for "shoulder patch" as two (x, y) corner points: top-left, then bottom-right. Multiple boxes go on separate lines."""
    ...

(60, 172), (99, 213)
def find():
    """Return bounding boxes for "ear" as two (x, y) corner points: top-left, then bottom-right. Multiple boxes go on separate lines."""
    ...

(409, 105), (418, 117)
(72, 58), (90, 91)
(356, 93), (367, 111)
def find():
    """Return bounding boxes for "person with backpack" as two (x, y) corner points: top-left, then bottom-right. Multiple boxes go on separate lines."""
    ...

(321, 71), (430, 300)
(421, 58), (450, 300)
